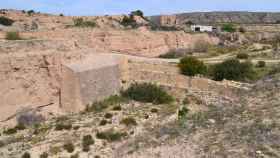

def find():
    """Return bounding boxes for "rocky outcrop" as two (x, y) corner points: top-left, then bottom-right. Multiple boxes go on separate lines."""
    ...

(150, 12), (280, 26)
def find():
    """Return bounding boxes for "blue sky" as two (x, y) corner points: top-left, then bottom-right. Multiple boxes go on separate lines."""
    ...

(1, 0), (280, 16)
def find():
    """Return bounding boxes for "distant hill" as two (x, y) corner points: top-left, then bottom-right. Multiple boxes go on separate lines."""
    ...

(150, 12), (280, 25)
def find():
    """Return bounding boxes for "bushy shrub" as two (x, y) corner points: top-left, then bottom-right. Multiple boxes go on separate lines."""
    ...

(236, 53), (249, 59)
(5, 32), (22, 40)
(63, 142), (75, 153)
(39, 152), (48, 158)
(121, 117), (137, 126)
(0, 16), (14, 26)
(96, 130), (127, 142)
(121, 83), (174, 104)
(104, 113), (113, 119)
(73, 18), (96, 27)
(130, 10), (144, 17)
(212, 59), (255, 81)
(178, 56), (207, 76)
(151, 108), (158, 113)
(158, 48), (188, 59)
(112, 105), (122, 111)
(256, 61), (266, 68)
(85, 95), (127, 113)
(82, 135), (94, 152)
(27, 10), (35, 16)
(222, 23), (236, 32)
(120, 15), (137, 28)
(22, 152), (31, 158)
(55, 123), (72, 131)
(178, 107), (189, 125)
(239, 27), (246, 33)
(99, 120), (108, 126)
(3, 123), (26, 135)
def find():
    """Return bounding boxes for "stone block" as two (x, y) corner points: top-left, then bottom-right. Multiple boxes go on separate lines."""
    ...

(61, 54), (122, 113)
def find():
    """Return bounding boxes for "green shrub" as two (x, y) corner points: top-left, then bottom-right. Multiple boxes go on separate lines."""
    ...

(256, 61), (266, 68)
(82, 135), (94, 152)
(222, 23), (236, 32)
(73, 18), (96, 27)
(55, 123), (72, 131)
(5, 32), (22, 40)
(22, 152), (31, 158)
(39, 152), (48, 158)
(104, 113), (113, 119)
(85, 95), (127, 113)
(151, 108), (158, 113)
(0, 16), (14, 26)
(63, 142), (75, 153)
(178, 56), (207, 76)
(99, 120), (108, 126)
(3, 123), (26, 135)
(121, 83), (174, 104)
(112, 105), (122, 111)
(239, 27), (246, 33)
(120, 15), (137, 28)
(178, 107), (189, 126)
(59, 13), (64, 17)
(268, 64), (280, 75)
(121, 117), (137, 126)
(27, 10), (35, 16)
(236, 53), (249, 59)
(96, 130), (127, 142)
(212, 59), (255, 81)
(130, 10), (144, 17)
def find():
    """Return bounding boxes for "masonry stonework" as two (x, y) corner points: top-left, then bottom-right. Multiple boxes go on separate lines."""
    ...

(61, 54), (122, 113)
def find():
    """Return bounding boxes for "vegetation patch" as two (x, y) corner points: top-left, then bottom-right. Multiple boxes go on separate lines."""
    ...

(121, 117), (137, 126)
(211, 59), (256, 81)
(39, 152), (48, 158)
(63, 142), (75, 153)
(85, 95), (127, 113)
(236, 52), (249, 59)
(82, 135), (95, 152)
(55, 123), (72, 131)
(96, 130), (127, 142)
(5, 32), (22, 40)
(73, 18), (97, 27)
(122, 83), (174, 104)
(3, 123), (26, 135)
(22, 152), (31, 158)
(0, 16), (14, 26)
(178, 56), (207, 76)
(221, 23), (236, 32)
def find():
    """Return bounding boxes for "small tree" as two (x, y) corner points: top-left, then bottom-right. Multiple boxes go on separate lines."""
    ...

(130, 10), (144, 17)
(27, 10), (35, 16)
(178, 56), (207, 76)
